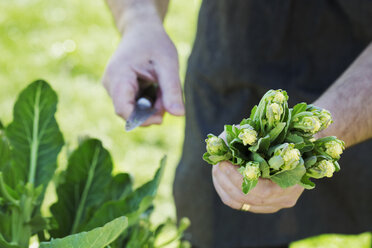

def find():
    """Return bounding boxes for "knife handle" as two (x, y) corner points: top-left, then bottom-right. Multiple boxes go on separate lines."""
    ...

(137, 79), (158, 105)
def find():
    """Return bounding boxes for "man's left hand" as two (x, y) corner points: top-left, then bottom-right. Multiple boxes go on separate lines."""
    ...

(212, 161), (304, 213)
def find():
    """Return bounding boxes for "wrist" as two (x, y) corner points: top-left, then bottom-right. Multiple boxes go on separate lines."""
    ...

(107, 0), (163, 34)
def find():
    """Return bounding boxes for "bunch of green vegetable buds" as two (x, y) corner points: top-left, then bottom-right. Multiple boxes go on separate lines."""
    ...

(203, 90), (345, 194)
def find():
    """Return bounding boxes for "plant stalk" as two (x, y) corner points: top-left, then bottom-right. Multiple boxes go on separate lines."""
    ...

(28, 85), (41, 185)
(11, 190), (34, 247)
(71, 147), (100, 234)
(0, 172), (19, 206)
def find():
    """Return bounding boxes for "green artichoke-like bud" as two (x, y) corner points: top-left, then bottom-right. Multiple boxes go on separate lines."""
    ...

(307, 105), (333, 131)
(280, 143), (301, 170)
(266, 103), (284, 124)
(265, 89), (289, 104)
(203, 134), (232, 165)
(323, 140), (345, 160)
(238, 161), (261, 180)
(293, 115), (321, 134)
(206, 135), (228, 155)
(308, 159), (335, 178)
(238, 125), (258, 146)
(317, 109), (332, 130)
(269, 143), (301, 171)
(314, 137), (345, 160)
(272, 91), (287, 104)
(252, 89), (288, 132)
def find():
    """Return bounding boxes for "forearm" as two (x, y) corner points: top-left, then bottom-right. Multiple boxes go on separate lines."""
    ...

(105, 0), (170, 34)
(314, 42), (372, 147)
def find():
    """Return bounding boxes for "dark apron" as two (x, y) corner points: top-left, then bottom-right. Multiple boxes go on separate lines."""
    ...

(173, 1), (372, 247)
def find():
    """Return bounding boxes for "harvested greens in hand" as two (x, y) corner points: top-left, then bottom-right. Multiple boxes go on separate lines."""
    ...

(203, 90), (345, 194)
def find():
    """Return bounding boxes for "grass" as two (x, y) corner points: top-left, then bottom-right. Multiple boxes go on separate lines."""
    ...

(0, 0), (370, 247)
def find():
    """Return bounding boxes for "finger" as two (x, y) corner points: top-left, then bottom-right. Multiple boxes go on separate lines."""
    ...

(219, 166), (283, 200)
(155, 62), (185, 116)
(271, 185), (304, 208)
(216, 163), (297, 206)
(213, 165), (298, 212)
(141, 115), (163, 126)
(141, 87), (165, 126)
(133, 64), (157, 83)
(217, 162), (244, 190)
(213, 164), (262, 206)
(212, 170), (243, 210)
(107, 70), (139, 120)
(214, 173), (282, 212)
(248, 205), (281, 214)
(246, 182), (304, 208)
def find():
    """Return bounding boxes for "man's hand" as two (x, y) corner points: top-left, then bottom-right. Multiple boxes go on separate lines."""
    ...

(103, 0), (184, 126)
(212, 161), (304, 213)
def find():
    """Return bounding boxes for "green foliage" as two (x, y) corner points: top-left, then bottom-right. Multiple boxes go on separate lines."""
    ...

(40, 217), (128, 248)
(0, 0), (200, 236)
(203, 89), (345, 193)
(0, 81), (188, 248)
(50, 139), (115, 237)
(5, 80), (64, 189)
(1, 0), (367, 245)
(290, 232), (372, 248)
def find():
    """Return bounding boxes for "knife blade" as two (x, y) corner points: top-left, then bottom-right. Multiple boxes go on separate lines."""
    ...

(125, 81), (158, 131)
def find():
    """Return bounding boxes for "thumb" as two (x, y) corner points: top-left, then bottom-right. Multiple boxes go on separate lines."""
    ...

(156, 63), (185, 116)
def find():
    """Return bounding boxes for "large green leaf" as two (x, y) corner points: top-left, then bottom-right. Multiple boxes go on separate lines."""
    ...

(270, 163), (306, 188)
(50, 139), (113, 237)
(40, 216), (128, 248)
(105, 173), (133, 202)
(291, 102), (307, 117)
(5, 80), (64, 189)
(81, 157), (166, 231)
(0, 135), (17, 192)
(268, 122), (286, 142)
(0, 134), (10, 172)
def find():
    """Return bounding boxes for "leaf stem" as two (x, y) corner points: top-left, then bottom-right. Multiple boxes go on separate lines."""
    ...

(11, 190), (33, 247)
(28, 85), (41, 185)
(71, 147), (100, 234)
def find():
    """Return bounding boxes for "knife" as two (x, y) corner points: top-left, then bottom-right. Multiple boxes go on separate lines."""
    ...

(125, 80), (158, 131)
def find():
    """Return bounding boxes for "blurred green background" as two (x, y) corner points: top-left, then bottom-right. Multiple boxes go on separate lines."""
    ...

(0, 0), (370, 247)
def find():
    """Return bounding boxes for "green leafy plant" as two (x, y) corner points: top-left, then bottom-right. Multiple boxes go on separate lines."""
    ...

(0, 80), (189, 248)
(203, 89), (345, 193)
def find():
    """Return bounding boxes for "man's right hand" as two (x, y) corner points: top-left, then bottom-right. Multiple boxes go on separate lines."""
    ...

(102, 13), (184, 126)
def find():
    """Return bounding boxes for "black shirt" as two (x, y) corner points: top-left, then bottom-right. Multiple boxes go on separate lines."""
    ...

(173, 1), (372, 247)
